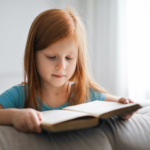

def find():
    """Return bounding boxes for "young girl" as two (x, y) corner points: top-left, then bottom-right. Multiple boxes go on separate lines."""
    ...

(0, 7), (135, 133)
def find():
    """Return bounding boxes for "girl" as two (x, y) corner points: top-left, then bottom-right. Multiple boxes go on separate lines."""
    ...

(0, 7), (135, 133)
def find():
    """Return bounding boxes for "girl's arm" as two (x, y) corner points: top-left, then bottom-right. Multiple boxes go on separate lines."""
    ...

(0, 104), (43, 133)
(104, 94), (121, 102)
(105, 94), (133, 103)
(0, 104), (18, 125)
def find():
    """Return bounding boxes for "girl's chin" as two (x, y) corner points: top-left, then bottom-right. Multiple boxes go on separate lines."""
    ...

(50, 82), (66, 87)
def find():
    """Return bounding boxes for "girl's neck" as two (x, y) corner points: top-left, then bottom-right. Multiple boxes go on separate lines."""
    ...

(36, 81), (71, 108)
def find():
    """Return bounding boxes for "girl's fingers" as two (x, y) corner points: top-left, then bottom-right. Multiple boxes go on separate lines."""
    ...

(22, 110), (41, 133)
(23, 122), (30, 132)
(16, 123), (29, 133)
(29, 111), (42, 133)
(118, 97), (134, 104)
(119, 111), (135, 119)
(119, 114), (131, 119)
(35, 111), (42, 132)
(37, 111), (43, 121)
(12, 109), (42, 133)
(118, 97), (129, 104)
(124, 98), (129, 104)
(128, 99), (134, 103)
(25, 118), (35, 132)
(118, 97), (136, 119)
(22, 127), (30, 133)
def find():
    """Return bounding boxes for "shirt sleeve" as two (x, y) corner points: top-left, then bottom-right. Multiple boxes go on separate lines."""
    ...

(0, 85), (25, 109)
(89, 87), (106, 101)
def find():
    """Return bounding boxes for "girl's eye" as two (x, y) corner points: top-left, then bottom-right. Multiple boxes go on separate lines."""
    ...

(66, 57), (72, 60)
(47, 56), (72, 60)
(47, 56), (56, 59)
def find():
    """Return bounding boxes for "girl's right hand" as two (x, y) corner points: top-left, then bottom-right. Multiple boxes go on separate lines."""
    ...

(11, 108), (43, 133)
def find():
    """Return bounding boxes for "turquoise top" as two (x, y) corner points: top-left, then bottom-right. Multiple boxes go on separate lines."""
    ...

(0, 84), (106, 111)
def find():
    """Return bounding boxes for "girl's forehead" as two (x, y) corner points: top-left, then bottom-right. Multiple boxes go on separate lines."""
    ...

(46, 50), (76, 54)
(43, 36), (78, 54)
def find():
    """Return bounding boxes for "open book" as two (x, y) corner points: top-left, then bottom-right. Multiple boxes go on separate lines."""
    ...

(40, 101), (142, 132)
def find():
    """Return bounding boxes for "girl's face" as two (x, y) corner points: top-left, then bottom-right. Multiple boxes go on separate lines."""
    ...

(35, 36), (78, 88)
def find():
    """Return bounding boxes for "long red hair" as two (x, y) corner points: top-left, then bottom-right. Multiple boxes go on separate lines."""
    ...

(21, 7), (108, 110)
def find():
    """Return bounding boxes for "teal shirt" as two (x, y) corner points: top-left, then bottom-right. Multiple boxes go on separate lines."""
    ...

(0, 84), (106, 111)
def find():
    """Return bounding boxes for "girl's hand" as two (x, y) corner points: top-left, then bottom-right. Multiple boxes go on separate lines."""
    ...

(118, 97), (136, 120)
(11, 108), (43, 133)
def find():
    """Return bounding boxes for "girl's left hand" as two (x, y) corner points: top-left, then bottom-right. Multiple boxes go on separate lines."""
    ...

(118, 97), (137, 120)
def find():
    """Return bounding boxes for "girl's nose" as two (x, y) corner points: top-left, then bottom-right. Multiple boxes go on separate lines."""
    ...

(55, 59), (66, 70)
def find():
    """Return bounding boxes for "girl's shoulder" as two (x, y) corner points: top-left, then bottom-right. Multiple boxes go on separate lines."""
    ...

(89, 86), (106, 101)
(7, 84), (28, 95)
(0, 84), (27, 108)
(0, 84), (26, 96)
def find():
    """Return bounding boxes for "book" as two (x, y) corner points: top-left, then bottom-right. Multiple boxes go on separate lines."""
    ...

(40, 100), (142, 132)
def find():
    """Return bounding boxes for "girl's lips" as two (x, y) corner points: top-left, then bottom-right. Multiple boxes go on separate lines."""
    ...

(52, 75), (64, 78)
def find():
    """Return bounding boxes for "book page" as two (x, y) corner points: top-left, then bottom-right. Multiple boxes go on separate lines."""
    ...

(41, 110), (90, 125)
(63, 101), (140, 117)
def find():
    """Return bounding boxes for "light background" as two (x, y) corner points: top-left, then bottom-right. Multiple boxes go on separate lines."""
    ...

(0, 0), (150, 100)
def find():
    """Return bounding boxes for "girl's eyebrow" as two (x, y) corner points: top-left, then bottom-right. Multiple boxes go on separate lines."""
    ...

(45, 50), (76, 55)
(67, 51), (76, 54)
